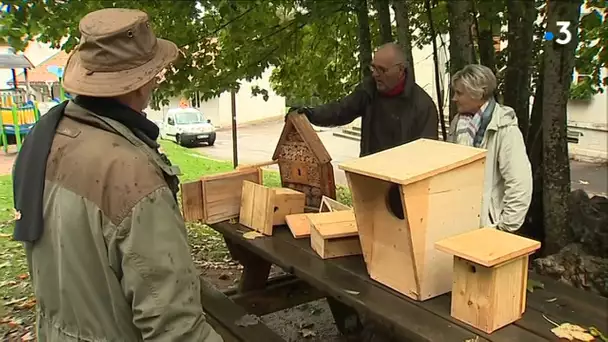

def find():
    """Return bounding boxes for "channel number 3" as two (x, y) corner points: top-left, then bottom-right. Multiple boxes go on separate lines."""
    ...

(555, 21), (572, 45)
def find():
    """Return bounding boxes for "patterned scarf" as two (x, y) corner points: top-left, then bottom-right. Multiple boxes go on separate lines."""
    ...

(455, 98), (495, 147)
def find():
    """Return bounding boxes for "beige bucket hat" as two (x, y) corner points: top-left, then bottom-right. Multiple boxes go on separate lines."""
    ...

(62, 8), (179, 97)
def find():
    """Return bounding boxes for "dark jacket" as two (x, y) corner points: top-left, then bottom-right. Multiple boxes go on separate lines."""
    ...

(307, 71), (439, 157)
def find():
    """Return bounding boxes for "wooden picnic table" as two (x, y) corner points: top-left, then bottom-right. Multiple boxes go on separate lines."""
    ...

(210, 220), (608, 342)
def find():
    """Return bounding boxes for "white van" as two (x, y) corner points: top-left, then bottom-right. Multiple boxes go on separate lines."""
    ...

(159, 107), (216, 146)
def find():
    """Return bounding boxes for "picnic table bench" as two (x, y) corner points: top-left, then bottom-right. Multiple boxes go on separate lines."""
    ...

(208, 220), (608, 342)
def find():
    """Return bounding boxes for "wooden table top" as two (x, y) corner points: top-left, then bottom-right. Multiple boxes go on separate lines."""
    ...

(210, 221), (608, 342)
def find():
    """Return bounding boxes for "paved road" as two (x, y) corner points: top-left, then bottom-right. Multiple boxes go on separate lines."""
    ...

(193, 120), (608, 196)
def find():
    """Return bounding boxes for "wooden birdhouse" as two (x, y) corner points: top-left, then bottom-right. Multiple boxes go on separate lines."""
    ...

(309, 210), (361, 259)
(239, 181), (306, 235)
(273, 112), (336, 211)
(338, 139), (487, 301)
(181, 167), (262, 224)
(435, 228), (541, 333)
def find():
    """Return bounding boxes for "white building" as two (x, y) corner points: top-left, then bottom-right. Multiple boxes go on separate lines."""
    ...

(144, 68), (286, 129)
(2, 42), (286, 129)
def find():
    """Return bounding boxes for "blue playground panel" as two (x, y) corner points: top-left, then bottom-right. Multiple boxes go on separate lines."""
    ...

(4, 123), (34, 135)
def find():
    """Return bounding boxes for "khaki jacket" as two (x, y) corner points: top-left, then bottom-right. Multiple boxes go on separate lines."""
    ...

(25, 102), (223, 341)
(447, 103), (533, 232)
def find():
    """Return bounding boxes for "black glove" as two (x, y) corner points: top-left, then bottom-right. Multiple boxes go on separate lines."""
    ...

(285, 107), (312, 121)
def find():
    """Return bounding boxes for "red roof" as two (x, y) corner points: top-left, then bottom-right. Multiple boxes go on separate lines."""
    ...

(10, 51), (69, 85)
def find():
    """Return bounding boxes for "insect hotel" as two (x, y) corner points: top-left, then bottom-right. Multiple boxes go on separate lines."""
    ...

(273, 112), (336, 210)
(338, 139), (488, 301)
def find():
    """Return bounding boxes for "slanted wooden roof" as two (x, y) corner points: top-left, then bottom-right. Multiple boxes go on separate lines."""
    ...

(338, 139), (486, 186)
(272, 111), (332, 164)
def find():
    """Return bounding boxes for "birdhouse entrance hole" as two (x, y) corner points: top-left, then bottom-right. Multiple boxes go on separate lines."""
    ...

(386, 184), (405, 220)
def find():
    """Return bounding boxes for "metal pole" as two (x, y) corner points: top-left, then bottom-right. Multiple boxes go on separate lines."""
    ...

(231, 88), (238, 169)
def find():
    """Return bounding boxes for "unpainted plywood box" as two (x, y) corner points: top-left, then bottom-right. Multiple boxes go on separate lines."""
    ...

(338, 138), (487, 301)
(309, 210), (362, 259)
(240, 181), (305, 235)
(435, 228), (541, 333)
(180, 167), (262, 224)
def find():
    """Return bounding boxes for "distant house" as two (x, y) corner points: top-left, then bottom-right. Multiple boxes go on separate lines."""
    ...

(8, 50), (69, 102)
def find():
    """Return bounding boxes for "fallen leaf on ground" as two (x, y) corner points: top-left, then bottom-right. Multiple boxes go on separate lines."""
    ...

(243, 231), (264, 240)
(13, 209), (21, 221)
(527, 279), (544, 293)
(551, 323), (595, 341)
(15, 297), (36, 310)
(0, 233), (11, 238)
(4, 297), (27, 306)
(344, 289), (360, 295)
(546, 297), (558, 303)
(464, 337), (480, 342)
(18, 273), (29, 280)
(235, 314), (260, 327)
(578, 180), (589, 185)
(300, 328), (316, 338)
(21, 331), (35, 341)
(0, 280), (18, 288)
(589, 327), (608, 342)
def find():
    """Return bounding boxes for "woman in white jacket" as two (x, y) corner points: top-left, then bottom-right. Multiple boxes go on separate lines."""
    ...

(447, 64), (533, 232)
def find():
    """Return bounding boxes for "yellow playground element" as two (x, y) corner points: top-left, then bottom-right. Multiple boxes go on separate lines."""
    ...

(0, 95), (41, 153)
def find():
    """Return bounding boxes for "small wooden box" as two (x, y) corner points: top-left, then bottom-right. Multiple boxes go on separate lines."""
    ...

(309, 210), (361, 259)
(338, 139), (487, 301)
(240, 181), (305, 235)
(435, 228), (541, 333)
(181, 168), (262, 223)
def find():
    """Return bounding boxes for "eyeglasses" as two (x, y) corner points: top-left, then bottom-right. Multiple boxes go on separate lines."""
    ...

(369, 63), (403, 74)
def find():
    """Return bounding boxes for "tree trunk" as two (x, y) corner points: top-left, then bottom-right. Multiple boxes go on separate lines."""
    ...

(522, 70), (545, 254)
(541, 0), (582, 255)
(356, 0), (373, 80)
(424, 0), (447, 140)
(447, 0), (475, 121)
(374, 0), (393, 44)
(474, 0), (498, 73)
(392, 0), (415, 81)
(504, 0), (536, 141)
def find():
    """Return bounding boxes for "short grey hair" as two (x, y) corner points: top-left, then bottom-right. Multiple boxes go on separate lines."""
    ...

(451, 64), (497, 100)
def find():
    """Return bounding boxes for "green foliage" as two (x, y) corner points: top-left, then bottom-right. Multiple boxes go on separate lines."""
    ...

(269, 4), (361, 104)
(573, 4), (607, 96)
(1, 0), (605, 112)
(569, 78), (598, 100)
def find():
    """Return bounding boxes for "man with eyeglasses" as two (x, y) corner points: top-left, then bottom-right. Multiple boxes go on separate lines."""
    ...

(289, 42), (439, 157)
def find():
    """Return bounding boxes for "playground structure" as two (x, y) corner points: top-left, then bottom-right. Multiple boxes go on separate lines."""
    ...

(0, 50), (71, 153)
(0, 94), (41, 152)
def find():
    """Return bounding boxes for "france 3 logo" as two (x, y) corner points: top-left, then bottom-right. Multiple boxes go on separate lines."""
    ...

(544, 21), (573, 45)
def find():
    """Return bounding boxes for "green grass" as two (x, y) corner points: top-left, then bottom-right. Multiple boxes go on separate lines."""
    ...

(0, 140), (352, 336)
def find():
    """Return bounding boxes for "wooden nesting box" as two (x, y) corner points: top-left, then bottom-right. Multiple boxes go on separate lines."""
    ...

(240, 181), (305, 235)
(285, 196), (352, 239)
(273, 112), (336, 211)
(338, 139), (487, 301)
(309, 210), (361, 259)
(180, 168), (262, 223)
(435, 228), (541, 333)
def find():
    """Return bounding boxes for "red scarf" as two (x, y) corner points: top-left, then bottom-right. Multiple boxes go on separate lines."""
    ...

(383, 75), (406, 97)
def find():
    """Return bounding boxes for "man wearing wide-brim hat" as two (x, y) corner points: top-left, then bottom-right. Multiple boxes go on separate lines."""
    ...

(12, 8), (222, 341)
